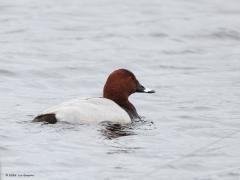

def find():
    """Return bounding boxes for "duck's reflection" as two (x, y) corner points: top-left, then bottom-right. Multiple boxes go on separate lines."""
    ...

(99, 121), (136, 139)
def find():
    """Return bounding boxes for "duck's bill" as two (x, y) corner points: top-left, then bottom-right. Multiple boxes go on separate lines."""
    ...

(136, 84), (155, 93)
(143, 88), (155, 93)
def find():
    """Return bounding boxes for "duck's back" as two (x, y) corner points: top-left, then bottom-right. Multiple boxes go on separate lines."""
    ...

(35, 97), (131, 124)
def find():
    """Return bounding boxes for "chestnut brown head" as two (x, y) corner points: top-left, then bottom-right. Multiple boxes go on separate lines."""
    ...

(103, 69), (155, 101)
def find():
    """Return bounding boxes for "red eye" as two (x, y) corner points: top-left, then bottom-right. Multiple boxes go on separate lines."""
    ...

(128, 76), (134, 80)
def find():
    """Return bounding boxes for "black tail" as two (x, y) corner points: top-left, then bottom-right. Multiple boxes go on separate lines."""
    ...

(33, 113), (57, 124)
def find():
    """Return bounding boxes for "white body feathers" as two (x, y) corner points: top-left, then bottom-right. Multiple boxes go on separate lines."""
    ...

(41, 97), (131, 124)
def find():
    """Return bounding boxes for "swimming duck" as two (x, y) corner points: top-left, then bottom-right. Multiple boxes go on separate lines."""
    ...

(33, 69), (155, 124)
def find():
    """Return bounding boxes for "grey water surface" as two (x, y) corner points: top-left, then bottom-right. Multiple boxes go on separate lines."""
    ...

(0, 0), (240, 179)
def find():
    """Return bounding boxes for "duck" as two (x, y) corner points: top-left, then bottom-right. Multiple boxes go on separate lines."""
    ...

(33, 69), (155, 124)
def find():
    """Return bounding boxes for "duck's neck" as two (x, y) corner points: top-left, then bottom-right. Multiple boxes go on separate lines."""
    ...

(118, 99), (139, 119)
(103, 94), (139, 119)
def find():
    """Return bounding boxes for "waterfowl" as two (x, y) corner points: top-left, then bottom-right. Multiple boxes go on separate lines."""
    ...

(33, 69), (155, 124)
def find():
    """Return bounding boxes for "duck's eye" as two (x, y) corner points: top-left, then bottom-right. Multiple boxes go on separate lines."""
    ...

(128, 76), (134, 80)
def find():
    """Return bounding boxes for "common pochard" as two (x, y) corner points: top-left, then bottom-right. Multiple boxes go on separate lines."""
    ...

(33, 69), (155, 124)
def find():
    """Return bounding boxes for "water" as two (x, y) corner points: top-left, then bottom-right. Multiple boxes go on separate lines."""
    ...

(0, 0), (240, 179)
